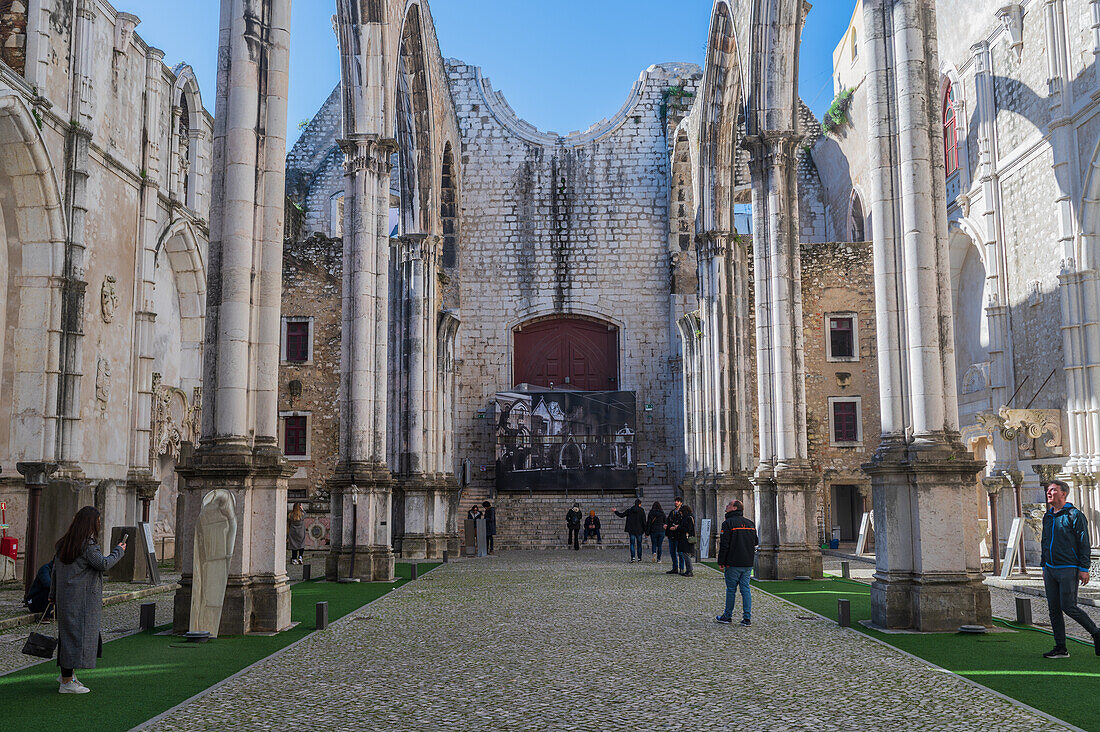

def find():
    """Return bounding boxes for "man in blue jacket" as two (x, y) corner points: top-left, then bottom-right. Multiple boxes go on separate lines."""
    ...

(1040, 480), (1099, 658)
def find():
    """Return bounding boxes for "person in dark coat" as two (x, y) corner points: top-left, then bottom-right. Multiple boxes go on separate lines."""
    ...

(288, 503), (306, 565)
(1039, 480), (1099, 658)
(613, 499), (648, 562)
(715, 500), (758, 626)
(665, 497), (684, 575)
(646, 502), (666, 563)
(467, 505), (483, 521)
(671, 502), (696, 577)
(566, 503), (582, 550)
(481, 501), (497, 554)
(23, 560), (54, 617)
(50, 506), (125, 694)
(583, 511), (602, 544)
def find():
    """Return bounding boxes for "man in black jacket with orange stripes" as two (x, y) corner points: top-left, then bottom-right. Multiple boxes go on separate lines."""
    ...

(715, 500), (758, 626)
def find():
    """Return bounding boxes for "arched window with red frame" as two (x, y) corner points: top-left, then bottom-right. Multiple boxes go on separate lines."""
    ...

(943, 82), (959, 176)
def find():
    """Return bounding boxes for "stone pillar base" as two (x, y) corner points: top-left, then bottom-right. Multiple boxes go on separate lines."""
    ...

(871, 573), (992, 632)
(864, 435), (991, 631)
(172, 442), (294, 635)
(774, 546), (823, 580)
(329, 545), (395, 582)
(755, 547), (778, 579)
(326, 463), (395, 582)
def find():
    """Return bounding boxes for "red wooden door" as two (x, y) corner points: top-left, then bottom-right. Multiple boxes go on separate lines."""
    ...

(514, 318), (619, 391)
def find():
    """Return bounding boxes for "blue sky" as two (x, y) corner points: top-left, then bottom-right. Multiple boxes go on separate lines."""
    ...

(117, 0), (853, 146)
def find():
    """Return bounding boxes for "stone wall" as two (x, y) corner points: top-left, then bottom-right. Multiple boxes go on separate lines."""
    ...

(279, 234), (343, 501)
(800, 241), (879, 539)
(0, 2), (214, 571)
(0, 0), (27, 74)
(445, 60), (702, 505)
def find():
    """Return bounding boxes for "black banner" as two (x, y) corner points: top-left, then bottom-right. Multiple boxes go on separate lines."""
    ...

(494, 389), (637, 492)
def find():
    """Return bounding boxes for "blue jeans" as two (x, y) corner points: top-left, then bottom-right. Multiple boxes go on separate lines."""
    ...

(629, 534), (644, 559)
(650, 533), (665, 560)
(1043, 566), (1099, 647)
(722, 566), (753, 620)
(669, 537), (681, 571)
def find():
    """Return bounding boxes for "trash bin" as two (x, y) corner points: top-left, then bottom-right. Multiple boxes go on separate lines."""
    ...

(829, 538), (840, 550)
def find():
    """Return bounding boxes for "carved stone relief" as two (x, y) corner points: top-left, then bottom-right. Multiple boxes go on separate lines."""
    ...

(101, 275), (119, 323)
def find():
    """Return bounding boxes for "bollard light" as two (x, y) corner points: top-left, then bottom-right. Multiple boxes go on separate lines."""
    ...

(139, 602), (156, 631)
(838, 599), (851, 628)
(316, 601), (329, 630)
(1015, 597), (1033, 625)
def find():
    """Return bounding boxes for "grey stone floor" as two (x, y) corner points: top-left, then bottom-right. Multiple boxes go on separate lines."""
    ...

(145, 551), (1071, 731)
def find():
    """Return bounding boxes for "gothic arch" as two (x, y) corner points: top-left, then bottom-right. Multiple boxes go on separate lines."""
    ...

(155, 219), (206, 391)
(948, 222), (990, 386)
(697, 0), (744, 234)
(0, 89), (67, 464)
(848, 186), (868, 242)
(172, 64), (204, 209)
(440, 140), (458, 267)
(395, 2), (434, 235)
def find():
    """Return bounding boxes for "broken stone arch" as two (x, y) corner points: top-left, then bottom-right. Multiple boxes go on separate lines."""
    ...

(0, 88), (68, 462)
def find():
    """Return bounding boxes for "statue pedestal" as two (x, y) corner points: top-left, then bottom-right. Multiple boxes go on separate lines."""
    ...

(173, 442), (294, 635)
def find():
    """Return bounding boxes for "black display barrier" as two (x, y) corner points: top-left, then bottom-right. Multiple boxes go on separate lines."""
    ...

(494, 389), (637, 492)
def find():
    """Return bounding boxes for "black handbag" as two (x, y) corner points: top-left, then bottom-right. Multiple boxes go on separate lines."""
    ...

(21, 604), (57, 659)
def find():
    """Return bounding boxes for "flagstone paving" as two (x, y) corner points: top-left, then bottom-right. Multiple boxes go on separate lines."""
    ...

(145, 551), (1072, 731)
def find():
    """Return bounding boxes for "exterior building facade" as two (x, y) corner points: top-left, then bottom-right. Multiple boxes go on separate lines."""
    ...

(818, 0), (1100, 570)
(0, 1), (212, 579)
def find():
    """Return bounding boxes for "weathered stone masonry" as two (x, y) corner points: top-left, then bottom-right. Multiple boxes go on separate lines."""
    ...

(446, 61), (703, 516)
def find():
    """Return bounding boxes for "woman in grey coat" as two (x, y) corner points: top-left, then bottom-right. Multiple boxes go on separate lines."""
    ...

(49, 506), (125, 694)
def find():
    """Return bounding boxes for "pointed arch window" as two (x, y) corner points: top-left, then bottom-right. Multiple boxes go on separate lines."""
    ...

(943, 83), (959, 177)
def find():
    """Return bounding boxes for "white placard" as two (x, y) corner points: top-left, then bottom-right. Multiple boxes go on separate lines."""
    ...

(700, 518), (713, 558)
(855, 512), (872, 555)
(1000, 517), (1024, 580)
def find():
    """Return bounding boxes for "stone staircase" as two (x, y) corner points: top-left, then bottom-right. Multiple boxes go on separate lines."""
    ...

(493, 493), (638, 550)
(639, 484), (679, 512)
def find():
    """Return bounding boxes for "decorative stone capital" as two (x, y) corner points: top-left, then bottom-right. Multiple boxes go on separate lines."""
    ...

(1032, 463), (1062, 487)
(695, 230), (727, 258)
(16, 462), (58, 486)
(999, 407), (1062, 451)
(339, 136), (398, 175)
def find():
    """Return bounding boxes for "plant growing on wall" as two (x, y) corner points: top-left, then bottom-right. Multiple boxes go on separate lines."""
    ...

(660, 85), (695, 127)
(821, 87), (854, 133)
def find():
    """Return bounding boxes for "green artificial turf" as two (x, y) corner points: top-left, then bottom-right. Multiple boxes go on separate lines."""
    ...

(702, 563), (1100, 731)
(0, 562), (438, 732)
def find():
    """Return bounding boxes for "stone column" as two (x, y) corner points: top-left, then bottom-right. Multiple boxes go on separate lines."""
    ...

(328, 136), (397, 582)
(127, 47), (167, 509)
(395, 234), (431, 560)
(18, 462), (57, 592)
(746, 132), (821, 580)
(862, 0), (991, 631)
(174, 0), (294, 635)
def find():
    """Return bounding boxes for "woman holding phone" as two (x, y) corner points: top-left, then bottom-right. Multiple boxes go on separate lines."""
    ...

(50, 506), (126, 694)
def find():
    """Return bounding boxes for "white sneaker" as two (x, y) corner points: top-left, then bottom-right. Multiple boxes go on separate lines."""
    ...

(59, 679), (90, 694)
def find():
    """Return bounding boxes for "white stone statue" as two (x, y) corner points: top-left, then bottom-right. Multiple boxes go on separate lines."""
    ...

(189, 489), (238, 637)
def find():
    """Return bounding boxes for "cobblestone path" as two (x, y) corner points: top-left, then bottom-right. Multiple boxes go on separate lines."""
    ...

(146, 551), (1071, 731)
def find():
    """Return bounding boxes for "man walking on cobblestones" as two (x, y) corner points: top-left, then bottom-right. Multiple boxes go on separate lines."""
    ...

(1040, 480), (1100, 659)
(715, 500), (757, 627)
(613, 498), (647, 562)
